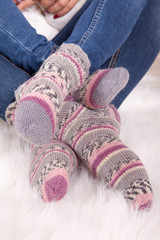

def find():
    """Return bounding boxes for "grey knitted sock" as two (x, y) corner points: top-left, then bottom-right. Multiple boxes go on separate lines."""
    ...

(55, 100), (153, 210)
(73, 67), (129, 109)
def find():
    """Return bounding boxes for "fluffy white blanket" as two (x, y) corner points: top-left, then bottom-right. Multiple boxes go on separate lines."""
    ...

(0, 5), (160, 240)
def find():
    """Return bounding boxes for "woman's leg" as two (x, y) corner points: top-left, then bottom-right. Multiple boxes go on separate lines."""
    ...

(64, 0), (147, 73)
(0, 54), (30, 121)
(108, 0), (160, 108)
(1, 0), (147, 75)
(0, 0), (55, 74)
(0, 0), (93, 74)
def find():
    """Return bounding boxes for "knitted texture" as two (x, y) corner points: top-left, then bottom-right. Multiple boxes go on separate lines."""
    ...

(12, 43), (90, 145)
(30, 140), (78, 202)
(73, 67), (129, 109)
(56, 100), (153, 210)
(5, 101), (17, 126)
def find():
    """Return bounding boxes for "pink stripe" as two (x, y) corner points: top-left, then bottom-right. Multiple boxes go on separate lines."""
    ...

(86, 69), (110, 109)
(64, 96), (75, 101)
(110, 162), (144, 187)
(59, 52), (84, 86)
(72, 125), (116, 150)
(92, 144), (127, 176)
(59, 105), (84, 140)
(20, 94), (56, 136)
(88, 141), (123, 170)
(30, 148), (73, 182)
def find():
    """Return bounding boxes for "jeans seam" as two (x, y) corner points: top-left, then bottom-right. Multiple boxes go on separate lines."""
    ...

(50, 45), (58, 55)
(0, 25), (46, 62)
(1, 55), (31, 76)
(78, 0), (107, 47)
(108, 48), (121, 68)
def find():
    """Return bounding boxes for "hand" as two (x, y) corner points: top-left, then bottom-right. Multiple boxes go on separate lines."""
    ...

(39, 0), (80, 18)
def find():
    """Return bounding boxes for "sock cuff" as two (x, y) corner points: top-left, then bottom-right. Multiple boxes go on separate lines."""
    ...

(57, 43), (91, 81)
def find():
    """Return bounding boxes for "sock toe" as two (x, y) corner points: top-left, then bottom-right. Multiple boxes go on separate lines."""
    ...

(43, 175), (68, 202)
(132, 193), (153, 210)
(124, 178), (153, 210)
(91, 67), (129, 107)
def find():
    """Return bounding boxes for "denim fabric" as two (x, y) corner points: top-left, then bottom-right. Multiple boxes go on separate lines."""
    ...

(65, 0), (147, 73)
(0, 0), (147, 74)
(0, 55), (30, 121)
(107, 0), (160, 107)
(0, 0), (55, 73)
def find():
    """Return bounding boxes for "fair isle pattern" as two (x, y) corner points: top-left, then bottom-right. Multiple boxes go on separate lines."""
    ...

(30, 140), (78, 202)
(57, 100), (153, 209)
(39, 43), (90, 94)
(13, 43), (90, 145)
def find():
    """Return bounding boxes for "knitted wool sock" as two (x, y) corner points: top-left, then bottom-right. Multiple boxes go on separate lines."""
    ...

(30, 140), (78, 202)
(13, 43), (90, 145)
(72, 67), (129, 109)
(56, 100), (153, 210)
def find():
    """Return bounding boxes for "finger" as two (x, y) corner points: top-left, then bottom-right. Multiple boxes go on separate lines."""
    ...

(17, 0), (38, 11)
(13, 0), (21, 5)
(55, 0), (78, 17)
(46, 0), (70, 14)
(39, 0), (56, 10)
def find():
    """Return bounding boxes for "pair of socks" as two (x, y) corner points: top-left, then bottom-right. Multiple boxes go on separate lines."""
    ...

(5, 43), (153, 209)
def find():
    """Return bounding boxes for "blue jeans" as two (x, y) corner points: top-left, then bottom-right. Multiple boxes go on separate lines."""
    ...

(0, 0), (160, 121)
(0, 0), (147, 73)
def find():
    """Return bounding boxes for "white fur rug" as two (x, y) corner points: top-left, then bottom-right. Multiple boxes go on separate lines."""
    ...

(0, 6), (160, 240)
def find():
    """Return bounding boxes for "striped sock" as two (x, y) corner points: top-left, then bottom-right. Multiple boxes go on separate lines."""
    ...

(30, 140), (78, 202)
(73, 67), (129, 109)
(56, 100), (153, 210)
(13, 43), (90, 145)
